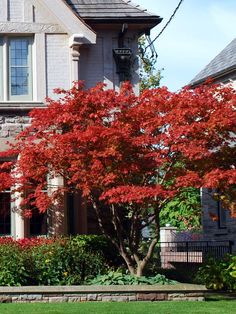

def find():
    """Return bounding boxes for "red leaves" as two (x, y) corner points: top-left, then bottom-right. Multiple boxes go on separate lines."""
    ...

(0, 161), (13, 191)
(209, 212), (219, 222)
(16, 237), (54, 249)
(176, 172), (202, 188)
(0, 81), (235, 213)
(100, 185), (176, 204)
(0, 237), (55, 249)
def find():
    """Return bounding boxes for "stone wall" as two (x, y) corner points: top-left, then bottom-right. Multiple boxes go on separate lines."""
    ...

(0, 113), (31, 139)
(201, 188), (236, 252)
(0, 284), (206, 303)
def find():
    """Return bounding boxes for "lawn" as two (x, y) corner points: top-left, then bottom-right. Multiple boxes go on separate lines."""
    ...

(0, 301), (236, 314)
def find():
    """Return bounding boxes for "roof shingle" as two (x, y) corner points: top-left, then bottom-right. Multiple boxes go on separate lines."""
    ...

(65, 0), (160, 21)
(190, 38), (236, 86)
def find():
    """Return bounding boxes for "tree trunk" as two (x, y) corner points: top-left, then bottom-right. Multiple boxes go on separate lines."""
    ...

(136, 263), (145, 277)
(92, 198), (160, 277)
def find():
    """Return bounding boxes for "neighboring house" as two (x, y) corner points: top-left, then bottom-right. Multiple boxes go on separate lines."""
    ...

(0, 0), (161, 239)
(190, 38), (236, 249)
(190, 38), (236, 88)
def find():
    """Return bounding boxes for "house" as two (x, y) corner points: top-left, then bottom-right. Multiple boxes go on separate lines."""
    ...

(190, 38), (236, 250)
(0, 0), (161, 239)
(190, 38), (236, 88)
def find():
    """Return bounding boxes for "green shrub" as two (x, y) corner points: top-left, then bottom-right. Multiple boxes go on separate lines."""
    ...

(70, 235), (122, 267)
(87, 270), (177, 285)
(197, 255), (236, 291)
(0, 237), (106, 286)
(27, 238), (105, 285)
(0, 240), (28, 286)
(228, 256), (236, 280)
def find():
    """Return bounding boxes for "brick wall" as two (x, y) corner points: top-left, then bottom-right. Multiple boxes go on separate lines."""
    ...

(9, 0), (23, 22)
(79, 37), (104, 89)
(79, 30), (139, 94)
(46, 34), (70, 99)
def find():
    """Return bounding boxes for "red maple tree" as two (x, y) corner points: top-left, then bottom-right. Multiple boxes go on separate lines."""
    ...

(1, 82), (236, 275)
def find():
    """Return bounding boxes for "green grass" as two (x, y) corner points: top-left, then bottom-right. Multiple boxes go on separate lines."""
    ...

(0, 301), (236, 314)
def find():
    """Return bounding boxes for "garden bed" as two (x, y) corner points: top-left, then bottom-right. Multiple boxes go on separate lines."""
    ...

(0, 284), (207, 303)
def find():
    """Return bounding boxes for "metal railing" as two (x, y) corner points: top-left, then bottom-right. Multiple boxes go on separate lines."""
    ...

(158, 240), (233, 268)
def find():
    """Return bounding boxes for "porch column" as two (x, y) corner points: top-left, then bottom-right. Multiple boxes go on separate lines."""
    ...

(12, 156), (25, 239)
(47, 175), (67, 236)
(14, 191), (25, 239)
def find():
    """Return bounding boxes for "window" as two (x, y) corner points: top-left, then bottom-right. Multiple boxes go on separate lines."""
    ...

(30, 208), (48, 236)
(0, 36), (33, 101)
(217, 200), (227, 229)
(9, 38), (32, 100)
(0, 192), (11, 235)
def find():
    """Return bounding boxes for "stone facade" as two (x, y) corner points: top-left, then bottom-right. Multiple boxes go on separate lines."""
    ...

(201, 188), (236, 252)
(0, 113), (31, 138)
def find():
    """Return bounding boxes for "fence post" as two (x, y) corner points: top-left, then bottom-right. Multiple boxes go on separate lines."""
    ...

(160, 226), (177, 268)
(186, 241), (189, 264)
(160, 226), (177, 243)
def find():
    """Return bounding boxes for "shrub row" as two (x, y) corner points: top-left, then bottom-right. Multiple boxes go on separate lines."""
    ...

(0, 235), (111, 286)
(197, 255), (236, 291)
(0, 236), (177, 286)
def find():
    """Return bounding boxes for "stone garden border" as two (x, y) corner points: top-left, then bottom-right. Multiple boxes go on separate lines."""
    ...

(0, 284), (208, 303)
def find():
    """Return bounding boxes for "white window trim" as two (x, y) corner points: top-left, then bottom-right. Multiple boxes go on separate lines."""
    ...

(0, 38), (3, 100)
(8, 37), (33, 101)
(0, 35), (35, 102)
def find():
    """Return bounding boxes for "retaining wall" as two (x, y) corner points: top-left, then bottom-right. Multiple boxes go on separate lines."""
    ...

(0, 284), (207, 303)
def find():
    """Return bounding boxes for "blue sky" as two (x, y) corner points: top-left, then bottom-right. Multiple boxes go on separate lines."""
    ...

(135, 0), (236, 91)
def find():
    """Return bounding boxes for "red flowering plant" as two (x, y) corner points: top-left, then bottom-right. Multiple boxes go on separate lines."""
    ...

(16, 237), (55, 249)
(0, 237), (54, 249)
(0, 237), (15, 246)
(0, 82), (235, 276)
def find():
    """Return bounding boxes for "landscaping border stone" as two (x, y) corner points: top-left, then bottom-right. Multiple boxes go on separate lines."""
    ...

(0, 284), (207, 303)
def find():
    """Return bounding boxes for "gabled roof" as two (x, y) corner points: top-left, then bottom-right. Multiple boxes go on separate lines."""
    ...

(65, 0), (161, 26)
(39, 0), (96, 43)
(190, 38), (236, 86)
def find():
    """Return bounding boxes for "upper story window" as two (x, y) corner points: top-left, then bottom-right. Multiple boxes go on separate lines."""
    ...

(0, 36), (33, 101)
(217, 200), (227, 229)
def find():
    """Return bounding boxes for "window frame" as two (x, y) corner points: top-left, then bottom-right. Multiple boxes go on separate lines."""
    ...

(0, 37), (3, 100)
(0, 35), (33, 102)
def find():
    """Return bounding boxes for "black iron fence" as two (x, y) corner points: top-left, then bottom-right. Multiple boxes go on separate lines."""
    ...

(158, 240), (233, 269)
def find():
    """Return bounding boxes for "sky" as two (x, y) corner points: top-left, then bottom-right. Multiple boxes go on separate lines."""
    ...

(135, 0), (236, 91)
